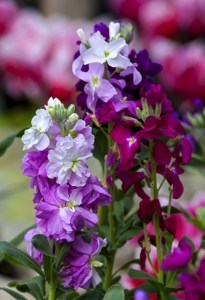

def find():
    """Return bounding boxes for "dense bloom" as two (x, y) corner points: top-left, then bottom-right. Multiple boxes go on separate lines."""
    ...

(60, 235), (107, 290)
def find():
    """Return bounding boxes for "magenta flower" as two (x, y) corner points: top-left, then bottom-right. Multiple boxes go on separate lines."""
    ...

(179, 259), (205, 300)
(60, 235), (107, 290)
(110, 124), (141, 170)
(161, 239), (192, 271)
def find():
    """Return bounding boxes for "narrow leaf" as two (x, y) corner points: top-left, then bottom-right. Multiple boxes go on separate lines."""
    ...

(128, 269), (157, 282)
(0, 241), (44, 276)
(10, 224), (35, 247)
(15, 276), (45, 300)
(0, 129), (25, 157)
(0, 288), (27, 300)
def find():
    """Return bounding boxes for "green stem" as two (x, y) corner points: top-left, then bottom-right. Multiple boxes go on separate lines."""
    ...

(150, 141), (164, 284)
(167, 188), (173, 216)
(48, 268), (56, 300)
(103, 251), (115, 291)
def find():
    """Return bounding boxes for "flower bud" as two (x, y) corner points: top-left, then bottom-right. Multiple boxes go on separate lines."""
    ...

(119, 22), (134, 44)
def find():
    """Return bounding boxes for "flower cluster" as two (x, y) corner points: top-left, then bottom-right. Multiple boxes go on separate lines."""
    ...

(74, 21), (194, 299)
(22, 97), (111, 289)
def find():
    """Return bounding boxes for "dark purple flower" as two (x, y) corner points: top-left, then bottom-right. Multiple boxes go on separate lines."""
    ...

(161, 239), (192, 271)
(60, 234), (106, 290)
(116, 168), (149, 200)
(93, 22), (109, 40)
(137, 199), (162, 224)
(179, 259), (205, 300)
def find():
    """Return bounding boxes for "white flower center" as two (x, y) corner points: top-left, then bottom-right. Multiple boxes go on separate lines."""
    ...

(127, 137), (137, 147)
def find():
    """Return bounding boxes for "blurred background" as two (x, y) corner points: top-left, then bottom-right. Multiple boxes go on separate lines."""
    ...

(1, 0), (205, 296)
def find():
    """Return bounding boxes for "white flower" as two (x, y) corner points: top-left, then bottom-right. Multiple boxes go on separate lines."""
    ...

(82, 31), (132, 69)
(22, 109), (52, 150)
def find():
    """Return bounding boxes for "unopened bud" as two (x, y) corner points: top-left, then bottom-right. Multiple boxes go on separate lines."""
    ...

(66, 104), (75, 118)
(119, 22), (134, 44)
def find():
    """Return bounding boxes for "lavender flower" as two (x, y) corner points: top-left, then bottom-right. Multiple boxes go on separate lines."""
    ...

(24, 228), (43, 265)
(76, 63), (117, 110)
(47, 135), (91, 186)
(60, 234), (107, 290)
(36, 183), (98, 242)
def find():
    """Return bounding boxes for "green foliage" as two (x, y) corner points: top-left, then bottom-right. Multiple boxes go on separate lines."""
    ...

(0, 129), (25, 157)
(128, 269), (158, 282)
(103, 284), (124, 300)
(93, 129), (108, 170)
(0, 241), (44, 276)
(0, 288), (27, 300)
(9, 276), (45, 300)
(32, 234), (54, 257)
(75, 290), (104, 300)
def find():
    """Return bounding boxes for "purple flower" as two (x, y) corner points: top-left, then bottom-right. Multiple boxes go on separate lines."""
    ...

(179, 259), (205, 300)
(134, 290), (150, 300)
(36, 183), (98, 242)
(47, 135), (91, 186)
(161, 239), (192, 271)
(60, 234), (106, 290)
(21, 149), (48, 188)
(24, 228), (43, 265)
(76, 63), (117, 110)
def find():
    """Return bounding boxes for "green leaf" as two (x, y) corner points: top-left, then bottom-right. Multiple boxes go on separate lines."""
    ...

(76, 290), (104, 300)
(9, 276), (45, 300)
(196, 207), (205, 227)
(57, 291), (79, 300)
(32, 234), (53, 257)
(0, 288), (27, 300)
(0, 241), (44, 276)
(103, 284), (124, 300)
(114, 200), (124, 221)
(0, 129), (25, 157)
(114, 227), (142, 248)
(128, 269), (157, 282)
